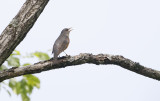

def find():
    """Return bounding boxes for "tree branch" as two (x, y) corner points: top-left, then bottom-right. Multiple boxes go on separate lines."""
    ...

(0, 0), (49, 66)
(0, 53), (159, 82)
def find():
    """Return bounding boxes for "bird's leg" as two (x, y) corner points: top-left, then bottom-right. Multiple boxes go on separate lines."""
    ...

(63, 51), (68, 56)
(63, 51), (71, 58)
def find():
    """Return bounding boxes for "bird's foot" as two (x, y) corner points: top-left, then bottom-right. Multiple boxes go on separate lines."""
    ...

(63, 51), (68, 56)
(65, 54), (71, 58)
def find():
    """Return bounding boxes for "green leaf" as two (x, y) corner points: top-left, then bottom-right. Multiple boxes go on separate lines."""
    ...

(9, 79), (22, 95)
(13, 50), (21, 55)
(33, 52), (50, 60)
(9, 79), (18, 94)
(22, 93), (30, 101)
(0, 65), (8, 71)
(5, 50), (45, 101)
(9, 78), (31, 101)
(7, 56), (20, 67)
(20, 79), (28, 94)
(23, 63), (31, 66)
(23, 74), (40, 89)
(10, 50), (21, 56)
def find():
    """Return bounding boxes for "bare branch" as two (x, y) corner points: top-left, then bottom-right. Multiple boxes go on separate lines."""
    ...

(0, 0), (49, 66)
(0, 53), (159, 82)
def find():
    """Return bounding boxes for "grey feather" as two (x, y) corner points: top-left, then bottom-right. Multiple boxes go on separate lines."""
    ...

(52, 28), (71, 59)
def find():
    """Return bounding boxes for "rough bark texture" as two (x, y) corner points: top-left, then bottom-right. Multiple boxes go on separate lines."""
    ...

(0, 53), (160, 82)
(0, 0), (49, 66)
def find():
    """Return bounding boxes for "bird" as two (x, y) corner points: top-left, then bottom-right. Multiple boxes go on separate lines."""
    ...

(52, 28), (73, 59)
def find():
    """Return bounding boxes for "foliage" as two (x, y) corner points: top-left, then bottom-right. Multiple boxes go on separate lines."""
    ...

(0, 50), (50, 101)
(33, 52), (50, 61)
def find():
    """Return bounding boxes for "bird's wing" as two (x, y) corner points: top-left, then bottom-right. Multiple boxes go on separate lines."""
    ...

(52, 37), (61, 55)
(52, 36), (69, 58)
(59, 37), (69, 53)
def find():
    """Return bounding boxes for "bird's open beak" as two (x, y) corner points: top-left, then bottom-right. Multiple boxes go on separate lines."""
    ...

(68, 28), (73, 32)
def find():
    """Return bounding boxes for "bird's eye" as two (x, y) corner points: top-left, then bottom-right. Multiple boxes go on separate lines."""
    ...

(65, 29), (69, 31)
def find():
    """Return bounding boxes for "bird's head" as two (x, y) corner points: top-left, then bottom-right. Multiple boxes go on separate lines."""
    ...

(61, 28), (73, 36)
